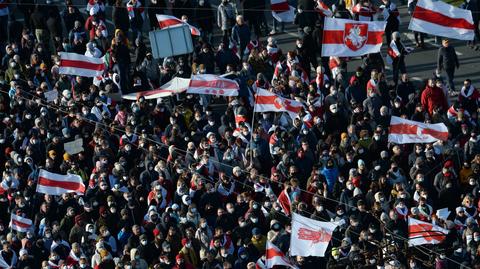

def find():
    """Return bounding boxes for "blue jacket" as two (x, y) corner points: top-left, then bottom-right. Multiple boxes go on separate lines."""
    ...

(321, 167), (339, 193)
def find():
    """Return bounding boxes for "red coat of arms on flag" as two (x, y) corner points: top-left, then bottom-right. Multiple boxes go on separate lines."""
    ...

(344, 23), (368, 51)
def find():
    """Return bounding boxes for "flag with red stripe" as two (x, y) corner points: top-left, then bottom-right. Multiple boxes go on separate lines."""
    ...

(409, 218), (448, 246)
(290, 213), (339, 256)
(265, 241), (298, 269)
(271, 0), (295, 22)
(156, 14), (201, 36)
(388, 116), (449, 144)
(10, 214), (33, 233)
(58, 52), (105, 78)
(321, 18), (386, 57)
(186, 74), (239, 96)
(316, 0), (333, 17)
(277, 189), (292, 216)
(254, 88), (304, 120)
(122, 77), (190, 100)
(36, 169), (86, 196)
(408, 0), (475, 40)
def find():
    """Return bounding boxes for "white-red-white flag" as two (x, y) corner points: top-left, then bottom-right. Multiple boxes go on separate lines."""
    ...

(58, 52), (105, 78)
(321, 18), (386, 57)
(386, 40), (413, 65)
(409, 218), (448, 246)
(271, 0), (295, 22)
(408, 0), (475, 40)
(388, 116), (449, 144)
(277, 189), (292, 216)
(36, 169), (86, 196)
(122, 77), (190, 100)
(316, 0), (333, 17)
(186, 74), (239, 96)
(254, 88), (303, 120)
(265, 241), (298, 269)
(290, 213), (339, 257)
(10, 214), (32, 233)
(156, 14), (201, 36)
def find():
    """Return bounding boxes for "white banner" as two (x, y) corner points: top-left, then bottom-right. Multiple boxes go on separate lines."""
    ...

(290, 213), (338, 257)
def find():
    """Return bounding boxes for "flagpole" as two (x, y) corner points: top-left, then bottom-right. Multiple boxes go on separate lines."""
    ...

(249, 86), (259, 164)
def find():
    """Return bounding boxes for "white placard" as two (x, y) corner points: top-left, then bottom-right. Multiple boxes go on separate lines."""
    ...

(44, 90), (58, 102)
(64, 138), (84, 155)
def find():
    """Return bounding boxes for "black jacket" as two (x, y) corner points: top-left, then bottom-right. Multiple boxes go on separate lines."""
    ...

(437, 45), (459, 70)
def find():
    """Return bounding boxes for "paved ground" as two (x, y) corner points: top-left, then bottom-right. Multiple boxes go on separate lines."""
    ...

(25, 0), (480, 90)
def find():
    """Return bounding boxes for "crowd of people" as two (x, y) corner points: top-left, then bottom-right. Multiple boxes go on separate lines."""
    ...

(0, 0), (479, 268)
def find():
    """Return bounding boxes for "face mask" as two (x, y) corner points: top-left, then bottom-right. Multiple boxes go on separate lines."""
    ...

(45, 233), (52, 238)
(337, 211), (344, 216)
(347, 184), (354, 190)
(208, 121), (215, 126)
(201, 222), (207, 228)
(14, 74), (20, 80)
(141, 240), (147, 246)
(185, 242), (192, 248)
(316, 206), (323, 211)
(251, 218), (258, 223)
(227, 208), (234, 213)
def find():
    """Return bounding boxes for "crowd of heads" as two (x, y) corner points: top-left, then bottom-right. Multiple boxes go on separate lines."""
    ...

(0, 0), (479, 268)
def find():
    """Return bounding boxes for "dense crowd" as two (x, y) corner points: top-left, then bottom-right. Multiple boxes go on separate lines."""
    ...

(0, 0), (479, 268)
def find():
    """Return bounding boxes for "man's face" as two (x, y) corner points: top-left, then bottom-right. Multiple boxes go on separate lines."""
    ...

(442, 40), (449, 47)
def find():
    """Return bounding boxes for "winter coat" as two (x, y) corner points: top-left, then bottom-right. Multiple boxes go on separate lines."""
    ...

(217, 3), (235, 30)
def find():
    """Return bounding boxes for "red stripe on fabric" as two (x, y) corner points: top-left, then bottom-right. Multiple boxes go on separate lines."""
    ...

(421, 128), (448, 141)
(271, 1), (289, 12)
(38, 177), (85, 193)
(158, 18), (182, 28)
(389, 123), (418, 135)
(190, 79), (238, 89)
(60, 59), (104, 71)
(323, 30), (384, 44)
(255, 95), (277, 104)
(266, 247), (285, 259)
(413, 6), (475, 30)
(12, 219), (31, 229)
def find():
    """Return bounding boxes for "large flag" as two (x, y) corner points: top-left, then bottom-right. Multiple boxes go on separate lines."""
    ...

(156, 14), (201, 36)
(409, 218), (448, 246)
(254, 88), (303, 120)
(408, 0), (475, 40)
(290, 213), (338, 256)
(321, 18), (386, 57)
(186, 74), (239, 96)
(58, 52), (105, 78)
(10, 214), (32, 232)
(271, 0), (295, 22)
(37, 169), (86, 196)
(122, 77), (190, 100)
(265, 241), (298, 269)
(388, 116), (449, 144)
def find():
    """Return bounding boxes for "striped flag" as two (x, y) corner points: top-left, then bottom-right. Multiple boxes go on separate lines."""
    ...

(122, 77), (190, 100)
(36, 169), (86, 196)
(265, 241), (298, 269)
(290, 213), (339, 256)
(388, 116), (449, 144)
(277, 189), (292, 216)
(254, 88), (304, 120)
(316, 0), (333, 17)
(186, 74), (239, 96)
(10, 214), (32, 233)
(156, 14), (201, 36)
(408, 0), (475, 40)
(58, 52), (105, 78)
(321, 18), (386, 57)
(409, 218), (448, 246)
(271, 0), (295, 22)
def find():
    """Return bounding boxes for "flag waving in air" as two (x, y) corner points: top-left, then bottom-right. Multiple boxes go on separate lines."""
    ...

(290, 213), (339, 256)
(409, 218), (448, 246)
(265, 241), (298, 269)
(36, 169), (86, 196)
(156, 14), (201, 36)
(388, 116), (449, 144)
(408, 0), (475, 40)
(254, 88), (304, 120)
(321, 18), (386, 57)
(58, 52), (105, 78)
(271, 0), (295, 22)
(10, 214), (32, 232)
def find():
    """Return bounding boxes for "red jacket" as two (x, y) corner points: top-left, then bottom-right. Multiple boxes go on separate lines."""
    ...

(421, 85), (448, 115)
